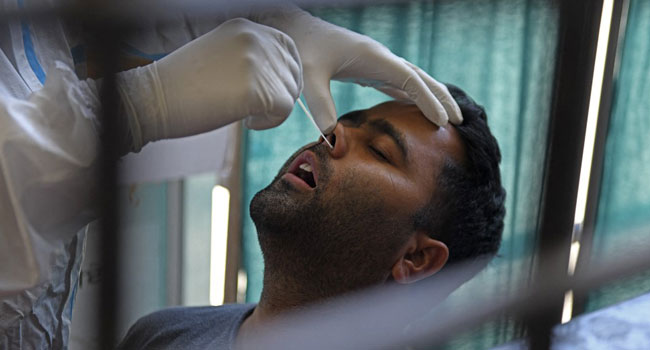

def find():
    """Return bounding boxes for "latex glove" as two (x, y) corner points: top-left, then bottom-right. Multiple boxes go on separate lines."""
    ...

(116, 18), (302, 151)
(256, 6), (463, 134)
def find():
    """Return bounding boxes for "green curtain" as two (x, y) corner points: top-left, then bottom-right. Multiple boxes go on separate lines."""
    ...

(586, 0), (650, 312)
(242, 0), (558, 347)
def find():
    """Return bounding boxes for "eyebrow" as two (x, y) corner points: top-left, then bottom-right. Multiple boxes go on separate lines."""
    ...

(338, 110), (409, 161)
(367, 119), (408, 161)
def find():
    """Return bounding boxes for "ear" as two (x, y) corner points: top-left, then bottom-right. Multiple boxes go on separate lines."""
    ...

(391, 231), (449, 284)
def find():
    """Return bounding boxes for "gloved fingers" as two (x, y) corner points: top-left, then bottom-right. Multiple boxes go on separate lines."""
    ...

(375, 86), (410, 101)
(245, 86), (297, 130)
(269, 26), (304, 95)
(302, 70), (338, 134)
(245, 102), (293, 130)
(248, 23), (302, 130)
(279, 47), (304, 101)
(403, 60), (463, 125)
(245, 114), (285, 130)
(354, 50), (449, 126)
(400, 67), (449, 126)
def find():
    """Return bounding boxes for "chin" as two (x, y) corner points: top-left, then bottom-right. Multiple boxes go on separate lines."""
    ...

(250, 180), (299, 234)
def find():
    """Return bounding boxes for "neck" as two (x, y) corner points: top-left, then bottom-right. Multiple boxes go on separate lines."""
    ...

(253, 227), (353, 318)
(238, 225), (391, 341)
(237, 263), (329, 346)
(257, 267), (328, 315)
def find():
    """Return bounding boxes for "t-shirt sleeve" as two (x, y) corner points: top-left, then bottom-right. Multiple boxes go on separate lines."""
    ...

(117, 304), (255, 350)
(118, 309), (180, 350)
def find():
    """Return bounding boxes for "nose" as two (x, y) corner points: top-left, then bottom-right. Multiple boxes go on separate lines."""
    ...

(326, 123), (347, 158)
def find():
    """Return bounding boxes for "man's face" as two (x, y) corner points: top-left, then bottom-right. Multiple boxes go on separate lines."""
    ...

(250, 101), (465, 296)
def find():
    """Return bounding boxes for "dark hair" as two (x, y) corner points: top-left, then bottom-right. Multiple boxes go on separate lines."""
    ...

(414, 84), (506, 265)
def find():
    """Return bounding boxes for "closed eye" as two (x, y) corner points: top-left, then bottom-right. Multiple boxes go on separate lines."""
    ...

(369, 146), (390, 163)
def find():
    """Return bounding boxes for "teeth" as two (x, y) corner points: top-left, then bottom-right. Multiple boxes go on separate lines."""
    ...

(299, 163), (313, 172)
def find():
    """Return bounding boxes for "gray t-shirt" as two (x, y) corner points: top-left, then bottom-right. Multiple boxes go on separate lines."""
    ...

(118, 303), (256, 349)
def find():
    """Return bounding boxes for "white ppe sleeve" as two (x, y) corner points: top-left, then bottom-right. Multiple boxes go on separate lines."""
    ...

(0, 61), (101, 293)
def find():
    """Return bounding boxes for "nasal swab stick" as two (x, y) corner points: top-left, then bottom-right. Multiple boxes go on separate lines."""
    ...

(297, 98), (334, 149)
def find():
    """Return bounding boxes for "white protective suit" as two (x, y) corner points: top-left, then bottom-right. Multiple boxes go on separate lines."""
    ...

(0, 1), (462, 348)
(0, 1), (98, 347)
(0, 10), (303, 349)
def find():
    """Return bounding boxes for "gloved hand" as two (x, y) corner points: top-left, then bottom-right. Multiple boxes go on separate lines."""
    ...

(255, 6), (463, 134)
(116, 18), (302, 151)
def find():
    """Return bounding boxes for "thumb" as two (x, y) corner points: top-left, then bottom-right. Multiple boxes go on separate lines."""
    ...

(302, 71), (338, 134)
(244, 113), (286, 130)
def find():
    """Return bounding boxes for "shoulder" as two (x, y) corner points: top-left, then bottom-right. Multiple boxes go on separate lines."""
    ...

(118, 303), (256, 350)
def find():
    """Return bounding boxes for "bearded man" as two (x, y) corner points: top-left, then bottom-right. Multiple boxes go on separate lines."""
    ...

(118, 84), (506, 350)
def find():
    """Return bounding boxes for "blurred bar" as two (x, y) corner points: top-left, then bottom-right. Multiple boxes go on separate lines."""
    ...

(92, 20), (125, 348)
(528, 0), (605, 349)
(573, 0), (629, 316)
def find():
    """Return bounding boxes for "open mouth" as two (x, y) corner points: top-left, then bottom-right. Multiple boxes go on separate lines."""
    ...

(285, 151), (319, 190)
(295, 162), (316, 187)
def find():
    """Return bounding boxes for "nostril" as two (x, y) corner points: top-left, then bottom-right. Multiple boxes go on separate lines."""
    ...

(329, 133), (336, 147)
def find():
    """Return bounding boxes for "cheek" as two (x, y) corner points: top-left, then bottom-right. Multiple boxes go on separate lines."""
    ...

(326, 161), (426, 215)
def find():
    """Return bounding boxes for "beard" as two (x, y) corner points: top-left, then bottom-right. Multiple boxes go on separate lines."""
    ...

(250, 143), (413, 300)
